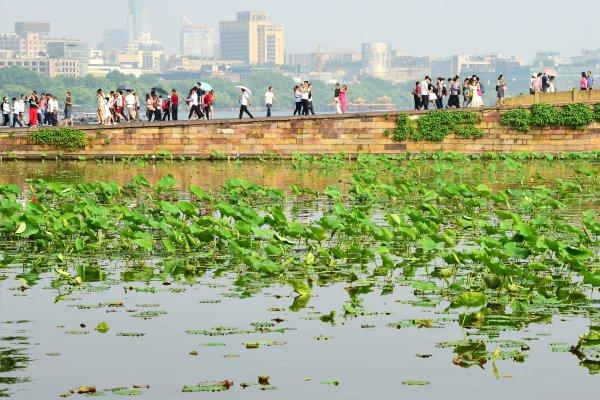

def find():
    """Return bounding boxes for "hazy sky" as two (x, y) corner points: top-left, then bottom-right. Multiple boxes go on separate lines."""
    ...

(0, 0), (595, 60)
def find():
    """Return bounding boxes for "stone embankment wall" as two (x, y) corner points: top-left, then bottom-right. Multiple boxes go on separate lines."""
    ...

(0, 107), (599, 159)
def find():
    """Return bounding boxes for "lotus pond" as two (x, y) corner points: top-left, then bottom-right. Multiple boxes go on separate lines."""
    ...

(0, 153), (599, 399)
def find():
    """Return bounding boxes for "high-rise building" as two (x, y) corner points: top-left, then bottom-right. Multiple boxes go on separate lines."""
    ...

(6, 22), (51, 57)
(180, 15), (215, 58)
(361, 43), (393, 78)
(100, 29), (128, 51)
(127, 0), (149, 42)
(219, 11), (284, 65)
(47, 39), (89, 76)
(14, 22), (50, 36)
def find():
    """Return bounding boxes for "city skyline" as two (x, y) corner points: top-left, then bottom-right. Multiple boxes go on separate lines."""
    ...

(0, 0), (597, 60)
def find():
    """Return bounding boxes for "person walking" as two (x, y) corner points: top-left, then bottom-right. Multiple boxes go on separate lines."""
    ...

(541, 72), (550, 93)
(412, 82), (422, 110)
(2, 97), (10, 126)
(435, 78), (446, 109)
(11, 97), (22, 127)
(203, 90), (214, 119)
(587, 71), (594, 90)
(37, 93), (46, 127)
(470, 79), (484, 108)
(307, 84), (315, 115)
(533, 73), (542, 93)
(495, 74), (506, 107)
(27, 91), (39, 127)
(17, 95), (25, 127)
(104, 96), (114, 125)
(188, 88), (203, 119)
(162, 96), (171, 121)
(580, 72), (589, 91)
(529, 74), (536, 94)
(63, 91), (73, 125)
(462, 78), (472, 108)
(46, 94), (56, 126)
(153, 93), (162, 121)
(339, 85), (348, 114)
(293, 86), (302, 115)
(420, 76), (431, 110)
(264, 86), (274, 117)
(170, 89), (179, 121)
(549, 76), (556, 93)
(334, 83), (342, 113)
(301, 81), (310, 116)
(96, 89), (104, 125)
(145, 94), (154, 121)
(125, 90), (136, 122)
(447, 77), (461, 108)
(239, 88), (254, 119)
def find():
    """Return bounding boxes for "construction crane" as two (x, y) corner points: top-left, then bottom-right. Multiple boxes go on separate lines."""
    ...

(314, 44), (356, 72)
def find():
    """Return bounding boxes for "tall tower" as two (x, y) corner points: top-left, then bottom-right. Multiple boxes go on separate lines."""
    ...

(180, 15), (214, 58)
(127, 0), (149, 42)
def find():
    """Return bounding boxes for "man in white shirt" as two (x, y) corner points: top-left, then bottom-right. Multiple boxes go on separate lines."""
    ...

(264, 87), (275, 117)
(188, 88), (203, 119)
(125, 90), (136, 121)
(11, 97), (22, 127)
(301, 81), (310, 115)
(239, 88), (254, 119)
(420, 76), (431, 110)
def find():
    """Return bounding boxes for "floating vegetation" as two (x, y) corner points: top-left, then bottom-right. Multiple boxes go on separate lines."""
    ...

(181, 380), (233, 393)
(0, 154), (599, 397)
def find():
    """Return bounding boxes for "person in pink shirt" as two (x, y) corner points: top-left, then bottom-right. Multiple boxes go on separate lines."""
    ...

(339, 85), (348, 114)
(580, 72), (589, 90)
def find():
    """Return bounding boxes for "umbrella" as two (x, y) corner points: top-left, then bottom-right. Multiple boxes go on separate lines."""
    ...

(118, 83), (133, 91)
(198, 82), (213, 92)
(542, 68), (558, 77)
(151, 87), (168, 96)
(236, 86), (252, 96)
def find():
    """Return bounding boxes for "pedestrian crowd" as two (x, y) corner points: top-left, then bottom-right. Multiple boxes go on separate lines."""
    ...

(411, 75), (490, 110)
(2, 91), (72, 127)
(529, 71), (557, 94)
(95, 82), (215, 126)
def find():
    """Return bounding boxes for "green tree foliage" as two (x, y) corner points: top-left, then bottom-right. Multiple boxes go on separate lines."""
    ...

(0, 67), (414, 110)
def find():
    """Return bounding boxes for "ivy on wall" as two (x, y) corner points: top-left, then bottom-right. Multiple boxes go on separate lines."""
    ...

(500, 103), (597, 132)
(29, 128), (86, 151)
(385, 110), (483, 142)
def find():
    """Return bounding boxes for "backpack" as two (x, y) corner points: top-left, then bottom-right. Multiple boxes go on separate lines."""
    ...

(442, 86), (447, 96)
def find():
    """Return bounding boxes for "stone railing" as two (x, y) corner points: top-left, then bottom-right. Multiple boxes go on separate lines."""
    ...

(504, 89), (600, 107)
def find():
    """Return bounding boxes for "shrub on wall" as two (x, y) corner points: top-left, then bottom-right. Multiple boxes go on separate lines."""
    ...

(500, 109), (531, 132)
(385, 114), (415, 141)
(559, 103), (593, 130)
(593, 103), (600, 122)
(29, 128), (86, 151)
(501, 103), (596, 132)
(386, 110), (483, 142)
(530, 103), (560, 127)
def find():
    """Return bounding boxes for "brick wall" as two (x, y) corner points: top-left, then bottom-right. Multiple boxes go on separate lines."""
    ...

(0, 108), (599, 159)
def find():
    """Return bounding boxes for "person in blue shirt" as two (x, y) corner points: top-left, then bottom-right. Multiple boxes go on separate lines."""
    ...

(587, 71), (594, 90)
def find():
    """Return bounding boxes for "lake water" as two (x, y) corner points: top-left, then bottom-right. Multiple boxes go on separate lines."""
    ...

(0, 157), (598, 399)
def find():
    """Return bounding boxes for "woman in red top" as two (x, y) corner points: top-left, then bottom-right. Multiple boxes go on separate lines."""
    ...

(28, 92), (38, 127)
(170, 89), (179, 121)
(203, 90), (214, 120)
